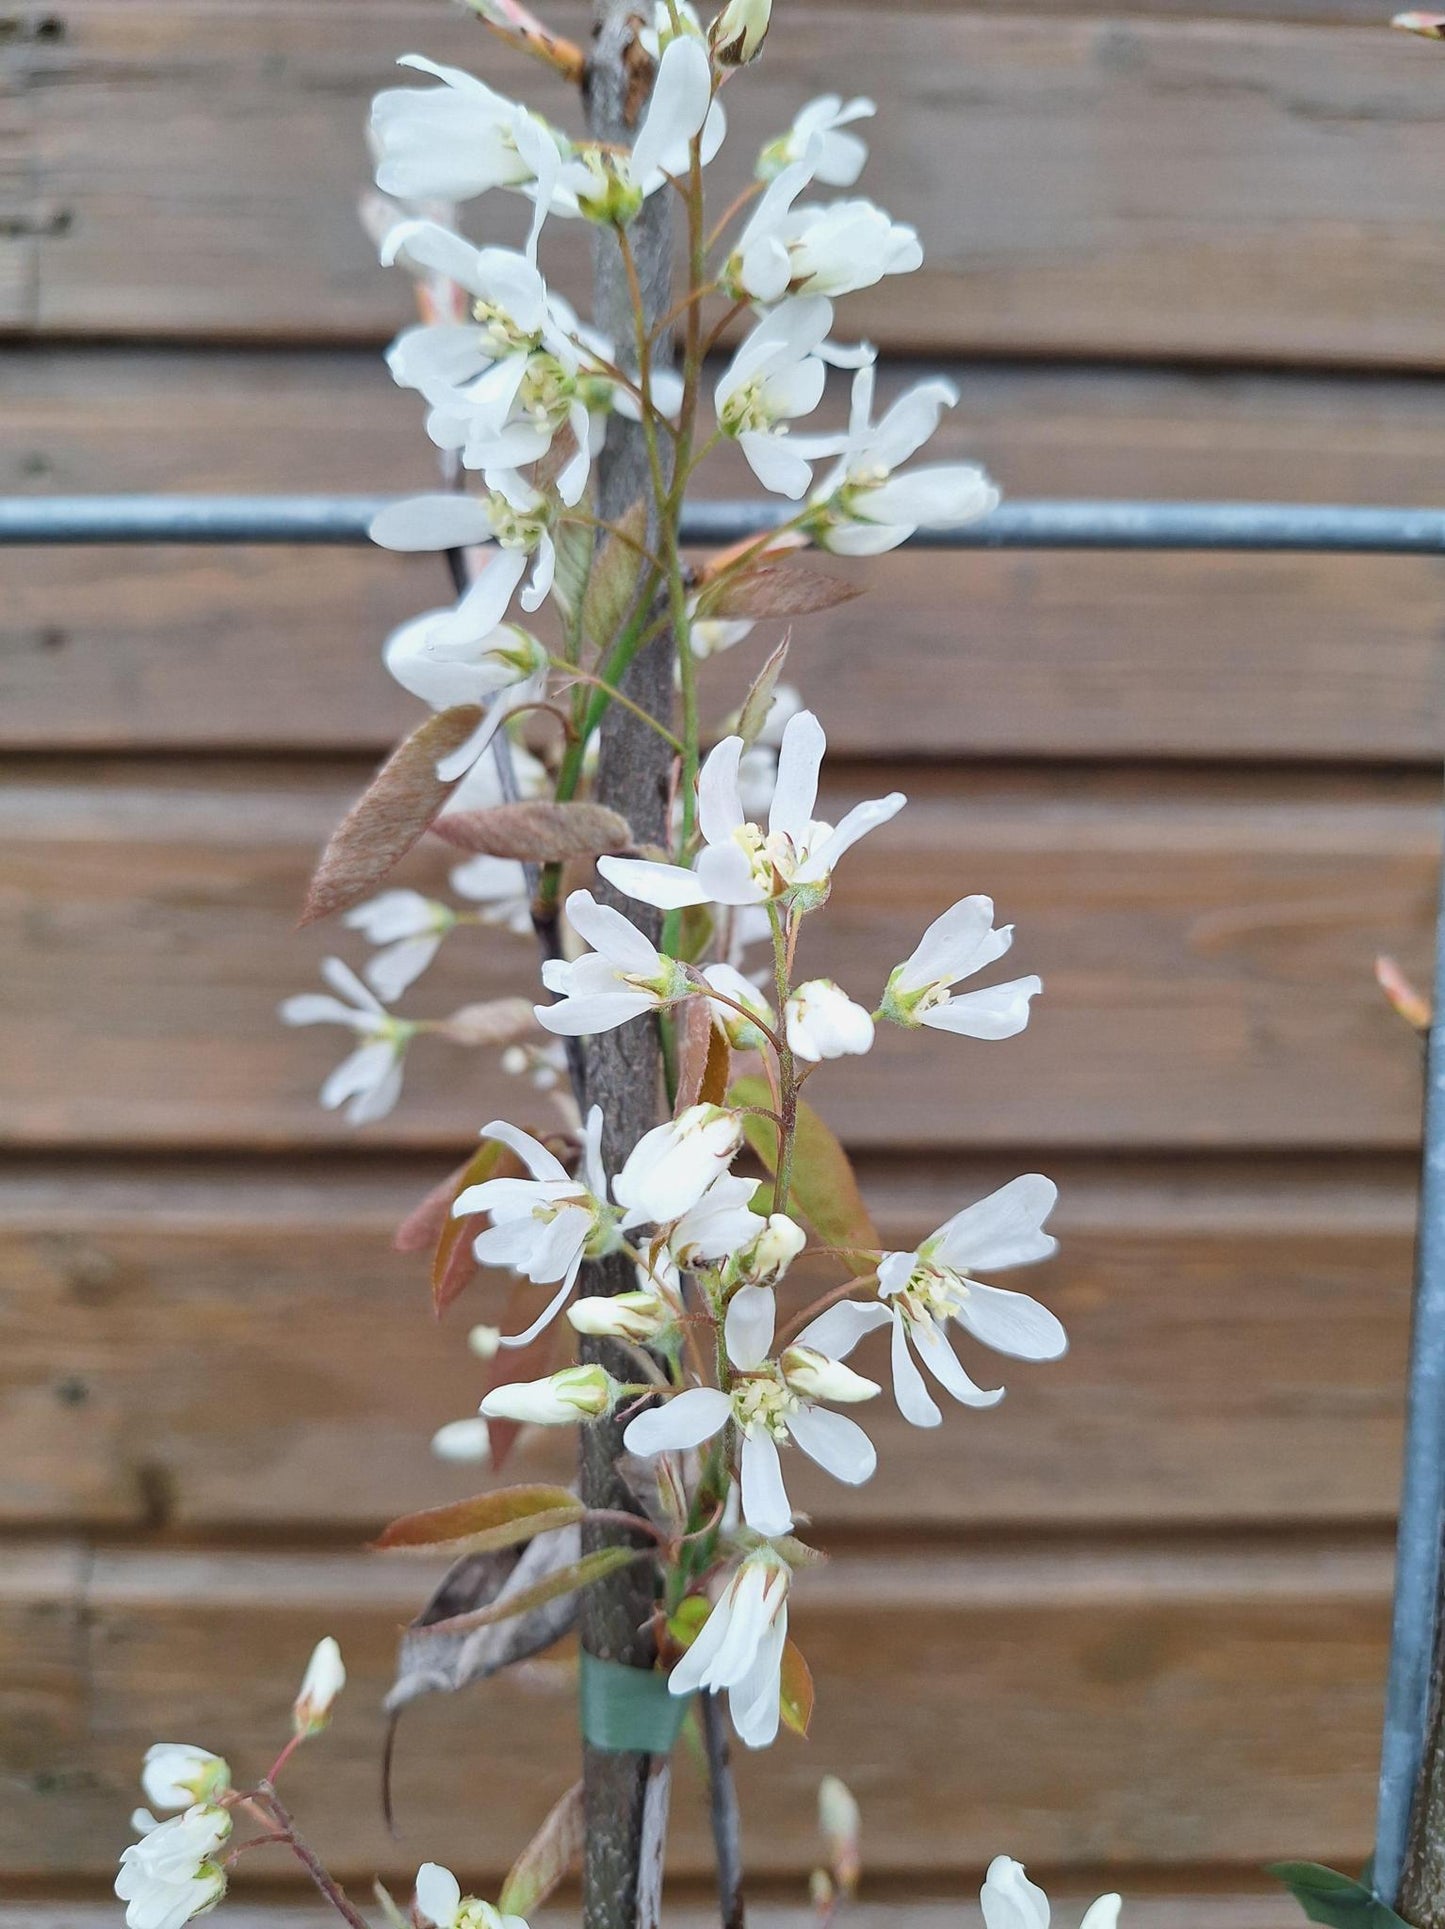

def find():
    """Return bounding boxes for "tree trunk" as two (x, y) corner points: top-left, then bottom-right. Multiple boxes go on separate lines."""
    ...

(578, 12), (677, 1929)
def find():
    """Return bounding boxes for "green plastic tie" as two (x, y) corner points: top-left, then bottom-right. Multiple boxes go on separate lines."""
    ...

(579, 1652), (693, 1754)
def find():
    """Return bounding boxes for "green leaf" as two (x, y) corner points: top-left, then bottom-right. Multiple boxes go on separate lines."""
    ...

(551, 520), (595, 628)
(582, 499), (649, 650)
(736, 632), (790, 750)
(425, 1545), (644, 1635)
(730, 1076), (880, 1274)
(498, 1781), (585, 1917)
(371, 1485), (584, 1554)
(1267, 1863), (1412, 1929)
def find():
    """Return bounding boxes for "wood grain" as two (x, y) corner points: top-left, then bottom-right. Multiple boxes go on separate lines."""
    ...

(4, 355), (1445, 761)
(0, 768), (1433, 1152)
(0, 1539), (1391, 1881)
(10, 8), (1445, 363)
(0, 1155), (1412, 1533)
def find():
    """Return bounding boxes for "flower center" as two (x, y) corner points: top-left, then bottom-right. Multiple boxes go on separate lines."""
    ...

(486, 491), (550, 551)
(472, 299), (540, 359)
(720, 376), (777, 438)
(517, 354), (576, 427)
(894, 1260), (968, 1327)
(731, 1371), (798, 1440)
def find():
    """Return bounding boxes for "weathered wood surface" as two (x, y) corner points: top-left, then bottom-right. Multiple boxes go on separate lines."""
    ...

(4, 355), (1445, 760)
(0, 1539), (1391, 1880)
(6, 8), (1445, 363)
(0, 769), (1433, 1151)
(0, 1156), (1412, 1532)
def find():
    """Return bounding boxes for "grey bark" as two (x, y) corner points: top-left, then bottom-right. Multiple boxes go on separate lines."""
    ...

(1401, 1588), (1445, 1927)
(578, 12), (677, 1929)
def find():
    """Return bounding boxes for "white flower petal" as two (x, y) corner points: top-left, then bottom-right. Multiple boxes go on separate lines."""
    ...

(597, 855), (712, 909)
(932, 1173), (1059, 1274)
(724, 1284), (776, 1372)
(890, 1308), (942, 1428)
(698, 736), (746, 847)
(768, 709), (826, 842)
(787, 1404), (876, 1485)
(792, 1299), (892, 1358)
(565, 888), (661, 973)
(370, 493), (493, 551)
(415, 1863), (463, 1929)
(954, 1281), (1067, 1362)
(739, 1427), (793, 1536)
(981, 1859), (1052, 1929)
(912, 1320), (1005, 1408)
(920, 977), (1042, 1041)
(478, 1118), (571, 1183)
(624, 1386), (732, 1456)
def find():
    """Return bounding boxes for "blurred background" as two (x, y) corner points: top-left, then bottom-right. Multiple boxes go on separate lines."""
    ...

(4, 1), (1445, 1924)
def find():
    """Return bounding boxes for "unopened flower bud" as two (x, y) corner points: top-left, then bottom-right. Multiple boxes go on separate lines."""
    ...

(480, 1364), (617, 1426)
(786, 980), (875, 1063)
(810, 1869), (837, 1911)
(467, 1324), (502, 1361)
(818, 1774), (862, 1896)
(292, 1636), (346, 1736)
(780, 1346), (879, 1405)
(709, 0), (771, 64)
(140, 1745), (231, 1812)
(737, 1213), (807, 1285)
(568, 1290), (671, 1342)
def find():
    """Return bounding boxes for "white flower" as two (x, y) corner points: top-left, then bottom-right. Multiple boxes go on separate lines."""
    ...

(758, 96), (874, 187)
(808, 365), (998, 556)
(981, 1858), (1121, 1929)
(701, 961), (775, 1050)
(709, 0), (771, 66)
(599, 710), (904, 911)
(450, 854), (533, 937)
(345, 890), (455, 1001)
(139, 1747), (230, 1813)
(880, 894), (1041, 1039)
(643, 1171), (768, 1284)
(688, 606), (755, 663)
(415, 1862), (529, 1929)
(715, 297), (839, 498)
(612, 1104), (745, 1225)
(480, 1363), (617, 1426)
(568, 1288), (673, 1341)
(292, 1636), (346, 1735)
(623, 1284), (879, 1535)
(798, 1175), (1065, 1429)
(785, 979), (874, 1061)
(116, 1806), (230, 1929)
(501, 1039), (570, 1092)
(556, 37), (723, 223)
(670, 1547), (790, 1747)
(729, 158), (920, 303)
(536, 889), (692, 1037)
(454, 1108), (621, 1345)
(431, 1416), (492, 1463)
(371, 479), (558, 632)
(732, 1213), (807, 1285)
(442, 738), (548, 814)
(279, 958), (414, 1125)
(382, 609), (550, 783)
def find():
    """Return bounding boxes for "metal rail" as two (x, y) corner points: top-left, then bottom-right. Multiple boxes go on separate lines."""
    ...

(7, 484), (1445, 1904)
(7, 492), (1445, 552)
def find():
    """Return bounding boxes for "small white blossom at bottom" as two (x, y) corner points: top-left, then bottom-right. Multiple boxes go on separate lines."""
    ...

(786, 979), (874, 1061)
(431, 1416), (492, 1463)
(623, 1284), (879, 1536)
(880, 894), (1040, 1040)
(279, 958), (414, 1124)
(292, 1635), (346, 1735)
(798, 1175), (1065, 1429)
(416, 1862), (530, 1929)
(139, 1746), (230, 1813)
(669, 1546), (791, 1748)
(115, 1805), (230, 1929)
(981, 1858), (1121, 1929)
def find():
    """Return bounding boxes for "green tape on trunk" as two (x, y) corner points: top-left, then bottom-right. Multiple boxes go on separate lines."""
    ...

(579, 1652), (693, 1754)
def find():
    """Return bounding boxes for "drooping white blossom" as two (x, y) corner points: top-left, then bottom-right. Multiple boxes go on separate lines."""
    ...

(599, 709), (903, 910)
(709, 0), (772, 66)
(536, 889), (692, 1036)
(798, 1175), (1065, 1428)
(292, 1636), (346, 1735)
(757, 95), (874, 186)
(715, 297), (840, 498)
(612, 1104), (745, 1224)
(807, 365), (999, 555)
(115, 1805), (230, 1929)
(370, 479), (559, 629)
(431, 1416), (492, 1463)
(139, 1747), (230, 1814)
(556, 36), (722, 224)
(480, 1363), (617, 1426)
(639, 1171), (769, 1293)
(728, 157), (920, 303)
(568, 1287), (674, 1341)
(450, 854), (533, 937)
(785, 978), (875, 1061)
(624, 1283), (879, 1535)
(382, 608), (550, 783)
(669, 1546), (791, 1746)
(731, 1212), (808, 1285)
(454, 1108), (620, 1345)
(701, 960), (775, 1050)
(415, 1861), (530, 1929)
(279, 958), (415, 1124)
(880, 894), (1041, 1039)
(981, 1858), (1121, 1929)
(345, 889), (456, 1000)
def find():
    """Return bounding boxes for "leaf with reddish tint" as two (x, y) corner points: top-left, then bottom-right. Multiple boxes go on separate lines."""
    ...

(372, 1485), (583, 1554)
(431, 800), (632, 862)
(498, 1781), (585, 1918)
(673, 1000), (732, 1115)
(300, 706), (483, 925)
(779, 1637), (814, 1737)
(484, 1280), (565, 1471)
(426, 1546), (643, 1635)
(582, 499), (649, 649)
(736, 632), (790, 749)
(431, 1139), (510, 1316)
(1376, 954), (1432, 1033)
(394, 1155), (476, 1255)
(706, 561), (861, 621)
(731, 1075), (879, 1273)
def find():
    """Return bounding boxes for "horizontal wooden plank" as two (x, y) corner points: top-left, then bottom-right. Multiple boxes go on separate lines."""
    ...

(0, 769), (1435, 1153)
(4, 356), (1445, 761)
(0, 1157), (1412, 1533)
(13, 8), (1445, 363)
(0, 1540), (1391, 1881)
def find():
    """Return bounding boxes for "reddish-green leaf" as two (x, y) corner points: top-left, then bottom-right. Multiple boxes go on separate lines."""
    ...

(779, 1636), (815, 1737)
(431, 1139), (511, 1316)
(372, 1485), (583, 1554)
(736, 631), (790, 749)
(706, 561), (861, 621)
(431, 799), (632, 862)
(582, 499), (649, 649)
(394, 1155), (476, 1255)
(300, 706), (482, 924)
(426, 1546), (643, 1635)
(498, 1781), (585, 1918)
(674, 999), (732, 1115)
(731, 1075), (879, 1273)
